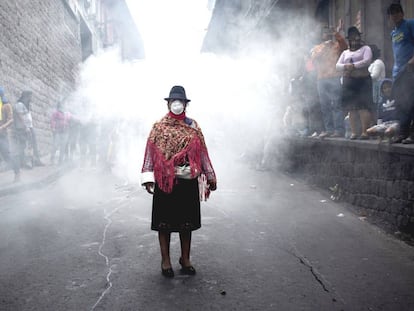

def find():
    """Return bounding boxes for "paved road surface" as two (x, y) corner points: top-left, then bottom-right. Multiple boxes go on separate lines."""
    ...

(0, 162), (413, 311)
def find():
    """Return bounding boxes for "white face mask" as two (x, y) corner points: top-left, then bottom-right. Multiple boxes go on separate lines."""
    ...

(170, 100), (185, 115)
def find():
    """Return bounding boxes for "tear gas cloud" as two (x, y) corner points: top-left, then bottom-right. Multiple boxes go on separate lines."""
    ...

(70, 0), (319, 183)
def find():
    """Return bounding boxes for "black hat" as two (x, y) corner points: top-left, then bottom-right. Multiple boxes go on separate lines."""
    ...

(347, 26), (362, 39)
(387, 3), (403, 15)
(164, 85), (191, 102)
(369, 44), (381, 59)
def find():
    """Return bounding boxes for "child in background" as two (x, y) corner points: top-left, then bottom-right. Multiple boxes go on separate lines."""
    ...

(366, 79), (399, 142)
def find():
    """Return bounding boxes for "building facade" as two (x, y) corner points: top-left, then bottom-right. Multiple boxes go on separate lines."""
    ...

(204, 0), (414, 76)
(0, 0), (143, 156)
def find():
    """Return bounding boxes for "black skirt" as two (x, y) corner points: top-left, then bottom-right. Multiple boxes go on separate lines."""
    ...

(342, 75), (373, 110)
(151, 178), (201, 232)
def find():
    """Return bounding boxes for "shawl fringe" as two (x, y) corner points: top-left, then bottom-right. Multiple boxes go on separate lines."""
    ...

(146, 132), (205, 193)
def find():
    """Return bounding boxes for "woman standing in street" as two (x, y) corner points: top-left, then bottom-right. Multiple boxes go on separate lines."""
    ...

(336, 26), (373, 140)
(141, 85), (217, 278)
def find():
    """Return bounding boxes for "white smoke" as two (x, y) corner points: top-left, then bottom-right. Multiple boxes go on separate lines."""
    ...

(71, 1), (318, 182)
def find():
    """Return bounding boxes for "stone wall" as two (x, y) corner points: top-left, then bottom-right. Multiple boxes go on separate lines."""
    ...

(282, 138), (414, 236)
(0, 0), (82, 155)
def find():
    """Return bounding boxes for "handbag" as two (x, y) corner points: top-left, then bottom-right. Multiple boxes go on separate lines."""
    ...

(174, 164), (199, 179)
(198, 174), (210, 201)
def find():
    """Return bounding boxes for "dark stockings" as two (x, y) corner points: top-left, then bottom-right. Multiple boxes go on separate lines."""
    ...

(158, 231), (192, 269)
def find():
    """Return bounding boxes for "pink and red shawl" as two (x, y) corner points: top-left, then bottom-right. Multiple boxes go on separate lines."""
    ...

(142, 114), (215, 193)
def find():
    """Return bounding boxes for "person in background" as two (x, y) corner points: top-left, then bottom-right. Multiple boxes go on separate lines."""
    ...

(0, 87), (20, 182)
(50, 100), (71, 165)
(311, 19), (347, 138)
(12, 91), (32, 169)
(387, 3), (414, 144)
(14, 91), (44, 167)
(284, 74), (307, 136)
(302, 52), (324, 137)
(98, 118), (119, 172)
(368, 45), (386, 122)
(141, 85), (217, 278)
(78, 102), (98, 168)
(366, 79), (399, 143)
(285, 53), (324, 138)
(66, 110), (80, 163)
(336, 26), (373, 140)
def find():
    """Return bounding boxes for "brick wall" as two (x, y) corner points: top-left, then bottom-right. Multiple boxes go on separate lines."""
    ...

(0, 0), (82, 155)
(281, 138), (414, 237)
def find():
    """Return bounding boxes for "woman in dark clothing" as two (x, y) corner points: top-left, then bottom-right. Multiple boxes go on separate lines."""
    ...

(141, 85), (217, 278)
(336, 27), (373, 139)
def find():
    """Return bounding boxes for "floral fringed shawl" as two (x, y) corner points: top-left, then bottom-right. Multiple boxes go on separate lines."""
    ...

(142, 113), (216, 193)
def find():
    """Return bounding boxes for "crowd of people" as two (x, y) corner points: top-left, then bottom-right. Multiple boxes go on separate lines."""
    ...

(1, 3), (413, 185)
(0, 88), (46, 182)
(0, 88), (121, 183)
(47, 97), (127, 172)
(0, 4), (413, 281)
(285, 3), (414, 144)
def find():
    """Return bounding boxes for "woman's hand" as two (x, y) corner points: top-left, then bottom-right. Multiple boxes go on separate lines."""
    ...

(344, 63), (354, 71)
(343, 63), (354, 76)
(208, 180), (217, 191)
(143, 182), (155, 194)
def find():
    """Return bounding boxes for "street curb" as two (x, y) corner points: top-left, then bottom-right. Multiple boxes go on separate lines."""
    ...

(0, 164), (73, 198)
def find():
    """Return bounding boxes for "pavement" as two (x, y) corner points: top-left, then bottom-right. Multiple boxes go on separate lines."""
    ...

(1, 160), (414, 310)
(0, 159), (71, 198)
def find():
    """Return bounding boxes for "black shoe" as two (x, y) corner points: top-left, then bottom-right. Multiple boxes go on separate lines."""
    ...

(179, 258), (196, 275)
(392, 135), (407, 144)
(161, 266), (174, 278)
(402, 137), (414, 144)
